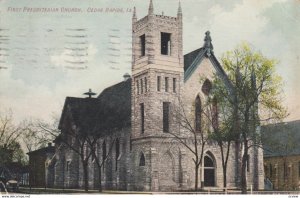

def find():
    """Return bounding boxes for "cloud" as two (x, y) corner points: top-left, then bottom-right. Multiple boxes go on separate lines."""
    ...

(0, 67), (62, 123)
(50, 44), (97, 68)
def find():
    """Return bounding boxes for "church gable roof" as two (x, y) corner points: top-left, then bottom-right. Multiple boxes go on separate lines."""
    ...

(261, 120), (300, 157)
(184, 48), (204, 72)
(58, 97), (101, 133)
(97, 79), (132, 131)
(183, 32), (228, 83)
(58, 79), (131, 136)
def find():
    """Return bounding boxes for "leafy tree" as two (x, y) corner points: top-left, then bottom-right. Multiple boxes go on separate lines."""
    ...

(212, 43), (287, 194)
(208, 94), (239, 190)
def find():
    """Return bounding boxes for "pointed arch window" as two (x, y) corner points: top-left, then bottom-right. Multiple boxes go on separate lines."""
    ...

(298, 162), (300, 177)
(92, 143), (97, 162)
(130, 136), (132, 152)
(136, 80), (140, 95)
(204, 156), (214, 167)
(195, 96), (202, 133)
(66, 160), (71, 172)
(202, 79), (212, 95)
(247, 154), (250, 172)
(139, 153), (145, 166)
(157, 76), (161, 91)
(102, 140), (107, 161)
(145, 77), (147, 92)
(204, 153), (216, 187)
(284, 162), (287, 180)
(140, 78), (143, 94)
(212, 97), (218, 129)
(115, 138), (120, 171)
(140, 103), (145, 134)
(163, 102), (170, 133)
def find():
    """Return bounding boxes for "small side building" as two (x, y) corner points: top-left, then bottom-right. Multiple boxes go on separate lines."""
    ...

(27, 143), (55, 188)
(262, 120), (300, 191)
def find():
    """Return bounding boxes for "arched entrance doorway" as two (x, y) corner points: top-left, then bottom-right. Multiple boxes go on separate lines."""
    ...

(204, 154), (215, 187)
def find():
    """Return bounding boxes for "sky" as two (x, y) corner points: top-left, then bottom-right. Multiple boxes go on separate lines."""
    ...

(0, 0), (299, 124)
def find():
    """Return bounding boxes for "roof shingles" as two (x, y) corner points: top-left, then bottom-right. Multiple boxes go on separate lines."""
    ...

(59, 79), (131, 136)
(261, 120), (300, 157)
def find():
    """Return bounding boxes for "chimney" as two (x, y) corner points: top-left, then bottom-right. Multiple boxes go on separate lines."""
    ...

(123, 73), (131, 81)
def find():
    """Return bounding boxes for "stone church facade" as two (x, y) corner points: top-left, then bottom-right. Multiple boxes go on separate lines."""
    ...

(47, 1), (264, 191)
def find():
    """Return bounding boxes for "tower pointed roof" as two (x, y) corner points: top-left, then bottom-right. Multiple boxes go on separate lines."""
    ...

(133, 6), (137, 19)
(148, 0), (154, 15)
(177, 1), (182, 15)
(203, 31), (214, 57)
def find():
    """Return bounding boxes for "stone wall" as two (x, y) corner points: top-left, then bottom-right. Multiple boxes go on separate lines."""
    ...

(264, 155), (300, 190)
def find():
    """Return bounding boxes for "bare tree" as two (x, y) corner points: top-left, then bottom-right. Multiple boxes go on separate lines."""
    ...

(87, 135), (116, 192)
(21, 119), (56, 153)
(0, 109), (24, 165)
(167, 97), (212, 191)
(36, 118), (95, 192)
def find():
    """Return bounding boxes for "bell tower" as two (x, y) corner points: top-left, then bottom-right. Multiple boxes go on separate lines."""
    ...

(131, 0), (184, 139)
(130, 1), (185, 191)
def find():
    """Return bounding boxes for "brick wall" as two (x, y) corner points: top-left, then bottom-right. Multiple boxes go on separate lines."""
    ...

(264, 155), (300, 190)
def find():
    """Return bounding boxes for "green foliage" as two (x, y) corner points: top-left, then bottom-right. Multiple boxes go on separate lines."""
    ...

(212, 43), (287, 139)
(211, 42), (288, 193)
(221, 42), (287, 123)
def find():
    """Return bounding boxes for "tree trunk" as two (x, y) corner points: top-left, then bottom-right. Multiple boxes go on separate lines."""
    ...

(82, 161), (89, 192)
(241, 150), (248, 194)
(223, 164), (227, 189)
(195, 163), (199, 191)
(241, 111), (249, 194)
(221, 142), (231, 191)
(98, 166), (102, 192)
(219, 144), (227, 190)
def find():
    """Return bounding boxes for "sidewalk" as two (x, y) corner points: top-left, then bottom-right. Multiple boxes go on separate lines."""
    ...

(16, 187), (300, 194)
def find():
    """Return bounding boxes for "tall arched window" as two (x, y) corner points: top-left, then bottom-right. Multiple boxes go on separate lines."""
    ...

(139, 152), (145, 166)
(212, 97), (218, 129)
(130, 135), (132, 152)
(195, 96), (202, 133)
(298, 162), (300, 177)
(115, 138), (120, 171)
(202, 79), (212, 95)
(204, 153), (216, 187)
(102, 141), (106, 161)
(102, 141), (106, 171)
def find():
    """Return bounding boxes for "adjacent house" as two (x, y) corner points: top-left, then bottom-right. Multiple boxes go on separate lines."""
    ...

(27, 143), (55, 188)
(262, 120), (300, 191)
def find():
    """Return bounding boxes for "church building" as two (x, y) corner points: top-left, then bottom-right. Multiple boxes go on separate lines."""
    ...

(47, 0), (264, 191)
